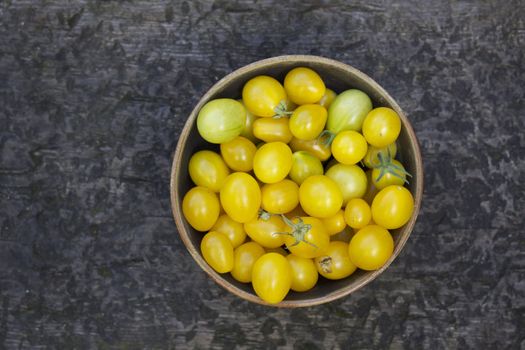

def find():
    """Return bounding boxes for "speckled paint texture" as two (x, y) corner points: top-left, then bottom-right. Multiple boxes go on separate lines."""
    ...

(1, 0), (524, 349)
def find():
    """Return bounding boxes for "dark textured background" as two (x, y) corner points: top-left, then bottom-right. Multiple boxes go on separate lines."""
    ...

(1, 0), (524, 349)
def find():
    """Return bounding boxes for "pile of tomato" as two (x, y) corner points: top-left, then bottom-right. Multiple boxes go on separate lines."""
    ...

(182, 67), (414, 304)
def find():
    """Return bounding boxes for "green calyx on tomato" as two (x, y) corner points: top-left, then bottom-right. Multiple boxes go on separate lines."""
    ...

(273, 100), (293, 118)
(276, 215), (317, 249)
(373, 152), (411, 185)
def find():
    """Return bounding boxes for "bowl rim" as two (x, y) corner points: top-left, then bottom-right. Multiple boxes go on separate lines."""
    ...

(170, 55), (424, 307)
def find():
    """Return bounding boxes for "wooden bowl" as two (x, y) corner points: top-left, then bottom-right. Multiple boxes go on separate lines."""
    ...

(170, 55), (423, 307)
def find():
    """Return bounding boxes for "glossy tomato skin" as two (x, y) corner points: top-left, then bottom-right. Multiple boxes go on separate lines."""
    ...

(362, 107), (401, 148)
(231, 241), (265, 283)
(261, 179), (299, 214)
(242, 76), (287, 117)
(344, 198), (372, 229)
(363, 143), (397, 169)
(325, 164), (367, 205)
(289, 151), (324, 185)
(321, 209), (347, 236)
(188, 150), (230, 192)
(299, 175), (343, 218)
(201, 231), (234, 273)
(252, 117), (293, 143)
(315, 241), (357, 280)
(244, 213), (286, 249)
(252, 253), (292, 304)
(327, 89), (372, 133)
(289, 104), (327, 141)
(220, 136), (257, 172)
(284, 67), (326, 105)
(348, 225), (394, 270)
(182, 186), (220, 232)
(318, 88), (337, 109)
(372, 159), (407, 190)
(253, 142), (293, 184)
(211, 214), (246, 248)
(238, 99), (259, 142)
(287, 254), (319, 292)
(220, 172), (261, 223)
(282, 216), (330, 259)
(331, 130), (368, 165)
(197, 98), (245, 144)
(371, 185), (414, 229)
(289, 137), (331, 162)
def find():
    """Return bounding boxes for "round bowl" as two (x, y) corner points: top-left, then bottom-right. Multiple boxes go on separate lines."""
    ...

(170, 55), (423, 307)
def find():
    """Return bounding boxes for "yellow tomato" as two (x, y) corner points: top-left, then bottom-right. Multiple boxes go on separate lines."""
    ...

(362, 107), (401, 148)
(287, 254), (318, 292)
(211, 214), (246, 248)
(371, 185), (414, 229)
(261, 179), (299, 214)
(281, 216), (329, 258)
(182, 186), (220, 232)
(238, 99), (259, 142)
(242, 75), (287, 117)
(299, 175), (343, 218)
(325, 164), (367, 205)
(220, 136), (256, 172)
(289, 104), (327, 140)
(252, 253), (292, 304)
(318, 88), (337, 108)
(344, 198), (372, 229)
(188, 150), (230, 192)
(253, 142), (292, 184)
(289, 137), (331, 162)
(289, 151), (324, 185)
(331, 130), (368, 165)
(372, 159), (407, 190)
(284, 67), (326, 105)
(252, 117), (293, 143)
(348, 225), (394, 270)
(200, 231), (234, 273)
(220, 172), (261, 223)
(321, 209), (347, 236)
(363, 143), (397, 168)
(244, 212), (286, 248)
(231, 242), (265, 283)
(315, 241), (356, 279)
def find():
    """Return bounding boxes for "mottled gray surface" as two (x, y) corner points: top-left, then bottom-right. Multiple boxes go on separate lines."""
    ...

(1, 0), (524, 349)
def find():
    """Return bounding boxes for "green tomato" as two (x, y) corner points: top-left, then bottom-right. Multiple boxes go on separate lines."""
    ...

(327, 89), (373, 133)
(197, 98), (245, 144)
(325, 163), (367, 205)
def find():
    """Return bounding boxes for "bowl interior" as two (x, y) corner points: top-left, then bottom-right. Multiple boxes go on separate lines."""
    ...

(171, 56), (422, 307)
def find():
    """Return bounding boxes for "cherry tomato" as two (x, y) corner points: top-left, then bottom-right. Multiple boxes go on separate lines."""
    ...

(289, 137), (331, 162)
(315, 241), (356, 280)
(238, 100), (259, 142)
(289, 104), (327, 141)
(253, 142), (292, 184)
(197, 98), (245, 144)
(344, 198), (371, 229)
(287, 254), (319, 292)
(220, 172), (261, 223)
(362, 107), (401, 148)
(325, 164), (367, 205)
(372, 159), (407, 190)
(299, 175), (343, 218)
(318, 88), (337, 109)
(252, 253), (292, 304)
(252, 117), (293, 143)
(363, 143), (397, 168)
(244, 212), (286, 248)
(371, 185), (414, 229)
(348, 225), (394, 270)
(331, 130), (368, 165)
(327, 89), (372, 133)
(261, 179), (299, 214)
(284, 67), (326, 105)
(188, 150), (230, 192)
(281, 216), (330, 258)
(231, 241), (265, 283)
(182, 186), (220, 232)
(201, 231), (234, 273)
(242, 76), (287, 117)
(211, 214), (247, 248)
(220, 136), (257, 172)
(321, 209), (347, 236)
(289, 151), (324, 185)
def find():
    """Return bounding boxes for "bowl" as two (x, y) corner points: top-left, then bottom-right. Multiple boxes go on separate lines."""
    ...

(170, 55), (423, 307)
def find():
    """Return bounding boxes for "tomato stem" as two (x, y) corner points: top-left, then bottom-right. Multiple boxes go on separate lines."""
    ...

(318, 256), (332, 273)
(373, 152), (412, 184)
(273, 100), (292, 118)
(258, 209), (272, 221)
(274, 215), (318, 249)
(317, 130), (335, 146)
